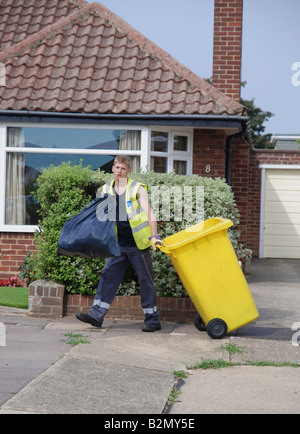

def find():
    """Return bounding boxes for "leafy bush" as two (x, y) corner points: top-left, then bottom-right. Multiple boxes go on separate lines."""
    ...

(31, 162), (106, 294)
(26, 163), (248, 297)
(18, 252), (37, 285)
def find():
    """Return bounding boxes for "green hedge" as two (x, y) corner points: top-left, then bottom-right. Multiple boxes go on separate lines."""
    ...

(20, 163), (249, 298)
(24, 162), (106, 295)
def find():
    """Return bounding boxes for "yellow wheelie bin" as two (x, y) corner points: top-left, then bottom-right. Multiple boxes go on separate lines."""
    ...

(159, 218), (259, 339)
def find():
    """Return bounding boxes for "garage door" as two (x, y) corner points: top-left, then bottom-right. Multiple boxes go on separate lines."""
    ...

(263, 168), (300, 258)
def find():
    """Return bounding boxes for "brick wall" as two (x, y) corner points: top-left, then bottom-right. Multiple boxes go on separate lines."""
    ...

(212, 0), (243, 102)
(230, 137), (250, 244)
(29, 280), (65, 318)
(0, 233), (35, 279)
(193, 129), (226, 177)
(193, 129), (250, 244)
(65, 293), (197, 323)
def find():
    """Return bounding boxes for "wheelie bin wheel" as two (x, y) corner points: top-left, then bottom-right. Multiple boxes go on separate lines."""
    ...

(193, 313), (207, 331)
(207, 318), (227, 339)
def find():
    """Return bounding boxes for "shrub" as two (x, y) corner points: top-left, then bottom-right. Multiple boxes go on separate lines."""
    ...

(27, 163), (248, 297)
(31, 162), (106, 294)
(18, 252), (38, 285)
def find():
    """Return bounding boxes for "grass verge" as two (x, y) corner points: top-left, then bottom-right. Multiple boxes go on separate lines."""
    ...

(0, 286), (29, 309)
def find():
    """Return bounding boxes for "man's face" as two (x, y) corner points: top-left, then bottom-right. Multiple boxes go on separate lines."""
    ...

(112, 161), (131, 180)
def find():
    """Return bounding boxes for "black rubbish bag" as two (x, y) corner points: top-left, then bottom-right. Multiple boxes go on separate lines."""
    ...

(57, 194), (120, 258)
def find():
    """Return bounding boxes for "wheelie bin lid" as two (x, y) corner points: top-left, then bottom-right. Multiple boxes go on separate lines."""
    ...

(160, 218), (233, 253)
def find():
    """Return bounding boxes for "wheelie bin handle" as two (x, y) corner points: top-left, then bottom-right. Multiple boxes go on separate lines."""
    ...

(157, 243), (173, 257)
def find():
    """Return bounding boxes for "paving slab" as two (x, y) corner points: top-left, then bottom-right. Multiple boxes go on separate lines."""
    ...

(169, 366), (300, 414)
(0, 357), (174, 414)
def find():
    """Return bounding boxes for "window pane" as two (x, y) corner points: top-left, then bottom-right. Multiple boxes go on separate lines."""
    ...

(151, 156), (167, 173)
(174, 135), (188, 152)
(5, 152), (140, 225)
(151, 131), (168, 152)
(5, 153), (27, 225)
(173, 160), (187, 175)
(7, 127), (141, 151)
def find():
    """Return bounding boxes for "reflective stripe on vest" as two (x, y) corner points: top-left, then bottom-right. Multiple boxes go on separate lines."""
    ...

(103, 179), (151, 250)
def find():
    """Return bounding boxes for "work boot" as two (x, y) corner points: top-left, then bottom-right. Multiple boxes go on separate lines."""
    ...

(76, 312), (103, 328)
(141, 323), (161, 332)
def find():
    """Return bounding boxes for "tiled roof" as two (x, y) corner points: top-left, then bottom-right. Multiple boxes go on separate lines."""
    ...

(0, 0), (246, 116)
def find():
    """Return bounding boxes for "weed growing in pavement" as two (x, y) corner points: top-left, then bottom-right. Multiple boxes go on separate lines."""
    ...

(219, 342), (245, 355)
(173, 370), (188, 379)
(63, 333), (91, 346)
(247, 361), (299, 368)
(187, 359), (300, 370)
(187, 359), (237, 370)
(167, 387), (181, 404)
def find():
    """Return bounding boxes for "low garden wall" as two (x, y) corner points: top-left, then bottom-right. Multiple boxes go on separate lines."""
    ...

(28, 280), (65, 318)
(64, 293), (197, 323)
(28, 280), (197, 323)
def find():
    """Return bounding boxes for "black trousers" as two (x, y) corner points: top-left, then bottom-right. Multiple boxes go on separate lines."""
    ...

(89, 246), (160, 325)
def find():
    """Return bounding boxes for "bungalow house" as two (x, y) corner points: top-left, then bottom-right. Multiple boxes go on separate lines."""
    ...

(0, 0), (299, 282)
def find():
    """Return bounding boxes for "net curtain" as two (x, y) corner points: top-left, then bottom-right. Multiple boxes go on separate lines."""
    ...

(5, 127), (26, 225)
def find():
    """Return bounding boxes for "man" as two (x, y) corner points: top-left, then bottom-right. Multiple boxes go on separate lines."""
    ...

(76, 155), (162, 332)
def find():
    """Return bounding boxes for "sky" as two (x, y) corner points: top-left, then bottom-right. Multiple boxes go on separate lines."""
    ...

(87, 0), (300, 136)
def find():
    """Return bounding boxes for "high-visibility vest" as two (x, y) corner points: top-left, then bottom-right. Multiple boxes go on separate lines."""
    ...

(102, 179), (151, 250)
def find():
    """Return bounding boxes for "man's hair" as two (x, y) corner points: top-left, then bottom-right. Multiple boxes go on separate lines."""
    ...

(113, 155), (131, 170)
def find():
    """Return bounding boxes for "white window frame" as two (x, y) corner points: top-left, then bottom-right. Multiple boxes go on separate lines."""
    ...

(0, 123), (193, 233)
(171, 130), (193, 175)
(150, 127), (193, 175)
(0, 125), (7, 230)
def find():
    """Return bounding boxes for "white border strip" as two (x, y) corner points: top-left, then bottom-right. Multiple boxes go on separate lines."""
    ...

(259, 164), (300, 169)
(259, 168), (266, 258)
(0, 126), (7, 229)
